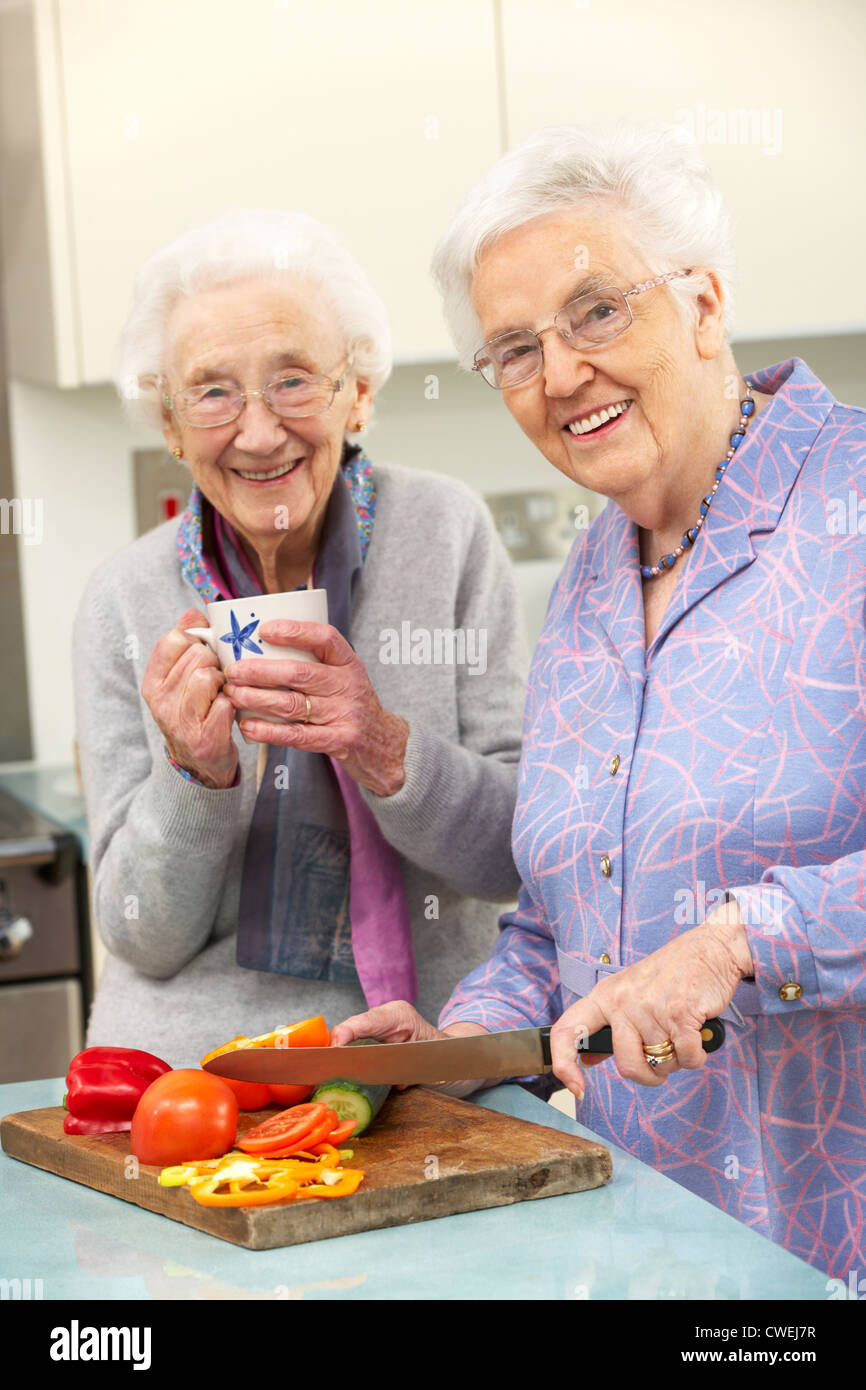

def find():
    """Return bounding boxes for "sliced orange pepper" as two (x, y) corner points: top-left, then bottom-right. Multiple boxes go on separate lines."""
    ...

(200, 1036), (254, 1066)
(164, 1146), (365, 1204)
(188, 1171), (299, 1207)
(247, 1016), (330, 1050)
(200, 1019), (329, 1111)
(294, 1170), (365, 1199)
(307, 1143), (341, 1168)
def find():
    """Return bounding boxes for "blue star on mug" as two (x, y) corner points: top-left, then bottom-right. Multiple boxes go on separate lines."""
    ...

(219, 610), (263, 662)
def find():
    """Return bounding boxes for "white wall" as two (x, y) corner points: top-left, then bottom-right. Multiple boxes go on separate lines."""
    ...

(5, 332), (866, 767)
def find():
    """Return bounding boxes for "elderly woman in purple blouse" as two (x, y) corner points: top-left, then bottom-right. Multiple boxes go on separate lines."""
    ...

(334, 124), (866, 1278)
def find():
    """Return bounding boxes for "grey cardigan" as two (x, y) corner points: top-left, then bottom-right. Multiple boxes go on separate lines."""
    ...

(72, 462), (528, 1066)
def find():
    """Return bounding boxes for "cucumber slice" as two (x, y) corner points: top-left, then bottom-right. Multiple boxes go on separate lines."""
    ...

(312, 1039), (391, 1138)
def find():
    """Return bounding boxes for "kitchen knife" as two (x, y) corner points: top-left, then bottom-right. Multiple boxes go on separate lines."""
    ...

(202, 1018), (725, 1087)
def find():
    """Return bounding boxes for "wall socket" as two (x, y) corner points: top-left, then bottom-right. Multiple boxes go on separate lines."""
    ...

(133, 448), (191, 537)
(484, 486), (604, 562)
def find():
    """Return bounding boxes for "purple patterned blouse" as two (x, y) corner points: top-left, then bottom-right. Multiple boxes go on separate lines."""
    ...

(440, 358), (866, 1278)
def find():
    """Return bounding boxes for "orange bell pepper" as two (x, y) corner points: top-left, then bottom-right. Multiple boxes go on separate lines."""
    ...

(200, 1017), (330, 1110)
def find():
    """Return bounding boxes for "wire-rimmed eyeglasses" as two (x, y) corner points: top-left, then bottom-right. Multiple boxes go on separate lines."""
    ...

(473, 271), (691, 389)
(160, 357), (353, 427)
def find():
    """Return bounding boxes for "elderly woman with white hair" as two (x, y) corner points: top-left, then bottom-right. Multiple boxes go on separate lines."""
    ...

(72, 209), (526, 1068)
(333, 124), (866, 1277)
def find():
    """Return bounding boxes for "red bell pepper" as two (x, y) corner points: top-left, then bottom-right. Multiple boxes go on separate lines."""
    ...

(63, 1047), (172, 1135)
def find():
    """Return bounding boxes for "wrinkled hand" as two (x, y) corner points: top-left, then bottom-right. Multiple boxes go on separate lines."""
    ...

(331, 1001), (492, 1099)
(550, 906), (754, 1101)
(141, 609), (238, 789)
(223, 619), (409, 797)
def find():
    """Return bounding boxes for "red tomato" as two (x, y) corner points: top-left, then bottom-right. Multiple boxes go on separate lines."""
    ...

(216, 1077), (273, 1111)
(267, 1084), (315, 1107)
(130, 1069), (238, 1167)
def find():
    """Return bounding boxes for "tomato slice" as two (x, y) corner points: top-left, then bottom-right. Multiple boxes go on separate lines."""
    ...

(251, 1111), (340, 1158)
(326, 1118), (358, 1146)
(237, 1102), (328, 1155)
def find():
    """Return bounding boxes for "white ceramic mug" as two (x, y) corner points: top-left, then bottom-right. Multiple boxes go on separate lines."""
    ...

(185, 588), (328, 741)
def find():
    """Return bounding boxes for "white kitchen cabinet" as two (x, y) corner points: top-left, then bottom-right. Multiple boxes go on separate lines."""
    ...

(0, 0), (502, 386)
(3, 0), (863, 392)
(499, 0), (866, 340)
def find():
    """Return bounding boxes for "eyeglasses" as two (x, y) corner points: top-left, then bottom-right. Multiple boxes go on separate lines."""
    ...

(161, 357), (352, 427)
(473, 271), (691, 389)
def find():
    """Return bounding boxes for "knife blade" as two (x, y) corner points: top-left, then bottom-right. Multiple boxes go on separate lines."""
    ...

(201, 1018), (725, 1086)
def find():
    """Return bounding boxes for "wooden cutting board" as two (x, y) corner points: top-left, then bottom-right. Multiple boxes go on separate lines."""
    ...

(1, 1088), (612, 1250)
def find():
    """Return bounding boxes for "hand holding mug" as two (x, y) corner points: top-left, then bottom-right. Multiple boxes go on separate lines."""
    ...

(141, 608), (238, 789)
(223, 618), (409, 798)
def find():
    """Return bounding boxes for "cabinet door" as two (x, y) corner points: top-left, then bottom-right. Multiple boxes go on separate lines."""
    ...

(52, 0), (502, 382)
(500, 0), (866, 340)
(0, 979), (83, 1083)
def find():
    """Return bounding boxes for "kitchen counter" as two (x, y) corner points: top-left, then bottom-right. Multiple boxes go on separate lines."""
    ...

(0, 764), (89, 861)
(0, 1076), (830, 1301)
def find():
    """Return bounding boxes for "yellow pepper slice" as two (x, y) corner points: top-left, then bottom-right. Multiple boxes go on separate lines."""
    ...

(158, 1152), (252, 1187)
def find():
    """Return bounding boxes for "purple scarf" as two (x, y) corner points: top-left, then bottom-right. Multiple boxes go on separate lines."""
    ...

(204, 454), (417, 1006)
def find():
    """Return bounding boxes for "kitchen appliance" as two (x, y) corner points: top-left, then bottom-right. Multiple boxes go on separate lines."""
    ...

(0, 788), (92, 1083)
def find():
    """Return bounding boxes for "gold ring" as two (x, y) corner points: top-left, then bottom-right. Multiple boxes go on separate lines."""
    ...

(643, 1040), (675, 1069)
(302, 695), (311, 725)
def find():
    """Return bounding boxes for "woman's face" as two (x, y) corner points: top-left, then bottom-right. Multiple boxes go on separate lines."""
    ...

(161, 276), (371, 547)
(470, 205), (725, 512)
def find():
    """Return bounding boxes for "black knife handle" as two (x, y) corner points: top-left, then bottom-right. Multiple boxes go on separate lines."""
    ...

(540, 1017), (726, 1063)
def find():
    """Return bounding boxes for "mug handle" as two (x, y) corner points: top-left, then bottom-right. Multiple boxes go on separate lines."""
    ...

(183, 626), (218, 655)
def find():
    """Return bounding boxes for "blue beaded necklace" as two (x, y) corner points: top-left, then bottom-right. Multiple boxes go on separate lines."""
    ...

(640, 385), (757, 580)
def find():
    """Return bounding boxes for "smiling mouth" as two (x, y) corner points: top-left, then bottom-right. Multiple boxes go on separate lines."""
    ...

(230, 459), (303, 482)
(565, 399), (633, 436)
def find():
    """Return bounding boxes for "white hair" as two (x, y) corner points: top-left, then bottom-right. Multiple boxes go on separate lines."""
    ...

(115, 209), (393, 429)
(431, 122), (737, 370)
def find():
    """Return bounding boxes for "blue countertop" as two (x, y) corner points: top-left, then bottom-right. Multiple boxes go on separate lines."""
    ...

(0, 1076), (830, 1301)
(0, 764), (89, 860)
